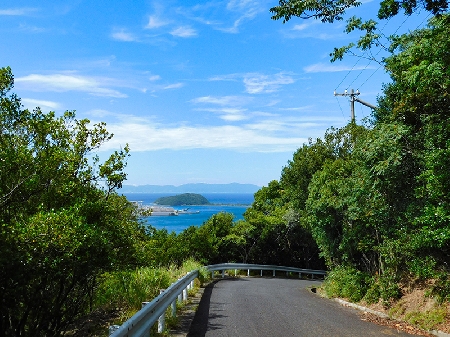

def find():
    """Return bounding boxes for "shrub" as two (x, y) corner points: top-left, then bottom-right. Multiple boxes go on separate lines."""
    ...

(323, 265), (370, 302)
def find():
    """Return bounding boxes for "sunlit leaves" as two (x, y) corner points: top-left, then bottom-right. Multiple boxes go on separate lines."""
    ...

(0, 67), (143, 335)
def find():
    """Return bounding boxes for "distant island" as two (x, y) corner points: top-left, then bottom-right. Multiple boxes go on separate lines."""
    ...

(154, 193), (210, 206)
(120, 183), (260, 194)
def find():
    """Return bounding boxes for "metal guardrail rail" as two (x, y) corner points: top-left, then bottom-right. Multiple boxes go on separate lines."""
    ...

(110, 270), (198, 337)
(109, 263), (327, 336)
(206, 263), (327, 278)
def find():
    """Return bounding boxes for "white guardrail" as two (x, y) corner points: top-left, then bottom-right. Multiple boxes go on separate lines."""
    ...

(109, 263), (327, 337)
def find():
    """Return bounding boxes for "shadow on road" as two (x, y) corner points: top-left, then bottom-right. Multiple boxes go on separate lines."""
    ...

(187, 278), (248, 337)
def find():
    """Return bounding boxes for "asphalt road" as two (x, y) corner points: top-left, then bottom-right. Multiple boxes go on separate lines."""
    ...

(187, 277), (415, 337)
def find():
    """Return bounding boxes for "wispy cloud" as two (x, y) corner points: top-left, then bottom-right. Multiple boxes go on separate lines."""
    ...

(146, 14), (170, 29)
(278, 105), (315, 111)
(111, 28), (138, 42)
(148, 75), (161, 81)
(221, 0), (266, 33)
(292, 23), (311, 31)
(0, 8), (37, 16)
(304, 63), (375, 73)
(179, 0), (269, 34)
(280, 20), (344, 40)
(208, 74), (240, 82)
(195, 107), (250, 122)
(243, 73), (295, 94)
(209, 72), (295, 94)
(21, 98), (61, 111)
(15, 73), (128, 98)
(18, 23), (47, 33)
(170, 26), (197, 37)
(101, 119), (309, 153)
(191, 95), (253, 106)
(163, 83), (184, 89)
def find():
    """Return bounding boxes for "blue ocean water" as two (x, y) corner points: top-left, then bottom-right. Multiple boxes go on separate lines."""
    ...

(122, 193), (254, 234)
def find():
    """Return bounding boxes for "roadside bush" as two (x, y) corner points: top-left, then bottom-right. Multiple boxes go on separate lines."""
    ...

(93, 260), (206, 316)
(431, 273), (450, 304)
(363, 280), (381, 304)
(323, 266), (370, 302)
(94, 268), (173, 313)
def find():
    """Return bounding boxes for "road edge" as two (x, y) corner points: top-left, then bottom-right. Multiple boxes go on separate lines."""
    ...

(332, 297), (450, 337)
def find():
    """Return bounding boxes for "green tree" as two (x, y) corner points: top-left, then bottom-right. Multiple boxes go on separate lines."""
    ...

(243, 180), (324, 268)
(177, 212), (235, 265)
(375, 14), (450, 279)
(0, 67), (145, 336)
(270, 0), (448, 62)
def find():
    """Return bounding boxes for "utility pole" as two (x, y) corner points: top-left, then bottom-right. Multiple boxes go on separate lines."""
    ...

(334, 89), (377, 123)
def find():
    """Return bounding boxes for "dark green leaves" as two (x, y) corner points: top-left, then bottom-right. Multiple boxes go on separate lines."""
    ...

(0, 67), (144, 336)
(270, 0), (361, 23)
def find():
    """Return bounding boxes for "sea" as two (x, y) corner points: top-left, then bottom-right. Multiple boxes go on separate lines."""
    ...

(121, 193), (254, 234)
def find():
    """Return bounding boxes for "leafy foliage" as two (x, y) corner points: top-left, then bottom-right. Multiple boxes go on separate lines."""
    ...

(0, 67), (146, 336)
(271, 0), (449, 63)
(263, 13), (450, 307)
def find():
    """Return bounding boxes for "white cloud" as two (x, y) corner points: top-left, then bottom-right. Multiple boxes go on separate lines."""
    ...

(196, 107), (249, 122)
(146, 15), (170, 29)
(0, 8), (37, 16)
(278, 105), (315, 111)
(21, 98), (61, 111)
(163, 83), (184, 89)
(170, 26), (197, 37)
(292, 23), (310, 31)
(208, 74), (239, 82)
(243, 72), (295, 94)
(208, 72), (295, 94)
(148, 75), (161, 81)
(101, 121), (308, 153)
(220, 0), (265, 33)
(18, 23), (47, 33)
(304, 63), (375, 73)
(191, 95), (252, 106)
(220, 114), (248, 121)
(111, 28), (138, 42)
(15, 73), (127, 98)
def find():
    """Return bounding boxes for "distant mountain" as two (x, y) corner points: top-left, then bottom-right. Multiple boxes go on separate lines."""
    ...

(119, 183), (260, 194)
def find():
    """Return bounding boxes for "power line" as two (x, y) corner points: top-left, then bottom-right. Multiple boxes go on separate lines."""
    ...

(334, 57), (363, 91)
(335, 95), (346, 120)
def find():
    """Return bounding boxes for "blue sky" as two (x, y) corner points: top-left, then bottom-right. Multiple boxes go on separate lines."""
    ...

(1, 1), (431, 187)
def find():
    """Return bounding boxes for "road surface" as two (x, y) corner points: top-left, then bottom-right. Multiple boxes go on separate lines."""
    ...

(187, 277), (414, 337)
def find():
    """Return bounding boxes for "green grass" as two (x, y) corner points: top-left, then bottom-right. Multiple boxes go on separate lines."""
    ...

(405, 307), (446, 331)
(92, 259), (206, 326)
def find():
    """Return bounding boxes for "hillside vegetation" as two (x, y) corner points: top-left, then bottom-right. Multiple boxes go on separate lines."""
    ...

(2, 11), (450, 337)
(154, 193), (210, 206)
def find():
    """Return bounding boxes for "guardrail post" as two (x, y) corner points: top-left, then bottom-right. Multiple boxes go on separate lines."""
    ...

(247, 269), (250, 277)
(109, 325), (120, 336)
(273, 270), (275, 277)
(183, 287), (188, 301)
(299, 272), (302, 279)
(171, 300), (177, 317)
(158, 290), (165, 333)
(311, 273), (314, 279)
(190, 280), (194, 289)
(234, 269), (237, 276)
(158, 313), (165, 333)
(178, 292), (183, 303)
(260, 270), (262, 276)
(222, 270), (225, 278)
(211, 271), (214, 279)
